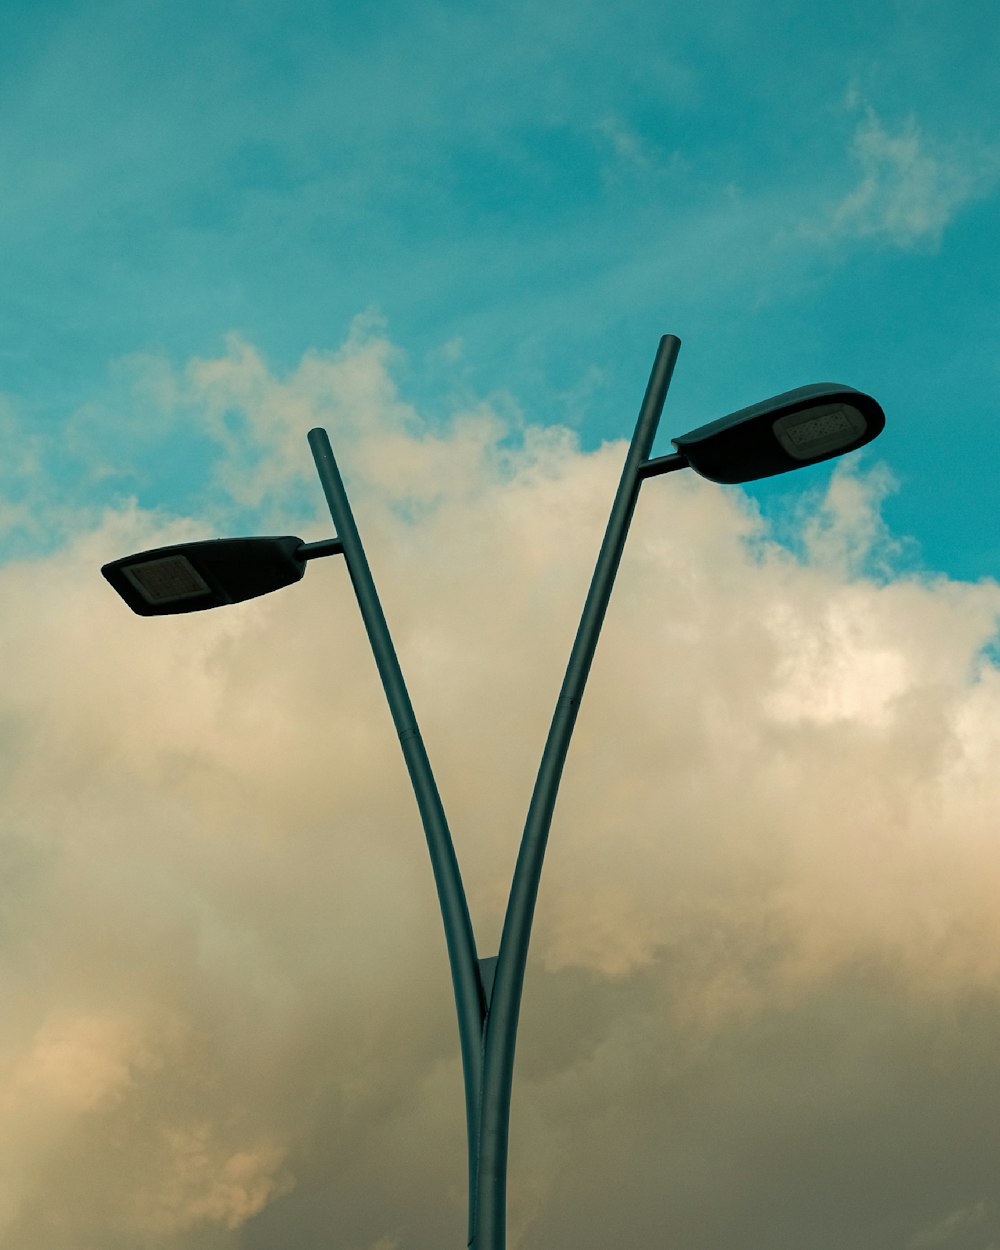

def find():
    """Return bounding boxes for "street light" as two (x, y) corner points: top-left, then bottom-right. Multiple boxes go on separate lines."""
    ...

(101, 536), (343, 615)
(101, 336), (885, 1248)
(639, 382), (885, 484)
(669, 382), (884, 483)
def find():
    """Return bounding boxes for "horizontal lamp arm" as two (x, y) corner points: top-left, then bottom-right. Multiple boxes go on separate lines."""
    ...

(296, 537), (345, 561)
(637, 451), (688, 479)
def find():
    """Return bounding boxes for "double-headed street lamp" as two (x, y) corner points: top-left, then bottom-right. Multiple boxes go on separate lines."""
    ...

(102, 336), (885, 1249)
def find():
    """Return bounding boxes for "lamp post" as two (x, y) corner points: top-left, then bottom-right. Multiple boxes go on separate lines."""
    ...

(102, 335), (885, 1249)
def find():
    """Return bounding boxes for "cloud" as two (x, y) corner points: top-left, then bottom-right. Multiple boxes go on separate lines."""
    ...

(594, 116), (655, 172)
(2, 326), (1000, 1247)
(910, 1201), (991, 1248)
(816, 97), (999, 249)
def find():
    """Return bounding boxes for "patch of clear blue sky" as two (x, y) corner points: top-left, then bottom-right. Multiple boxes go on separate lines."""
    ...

(0, 0), (997, 577)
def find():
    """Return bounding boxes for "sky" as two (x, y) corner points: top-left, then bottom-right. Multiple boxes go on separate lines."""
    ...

(1, 1), (999, 1247)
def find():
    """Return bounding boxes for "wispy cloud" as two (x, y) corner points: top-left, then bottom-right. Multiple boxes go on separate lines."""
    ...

(909, 1201), (991, 1248)
(816, 95), (999, 249)
(594, 116), (656, 172)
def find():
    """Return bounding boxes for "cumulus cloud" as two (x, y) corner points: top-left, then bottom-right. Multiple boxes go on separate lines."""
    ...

(2, 324), (1000, 1248)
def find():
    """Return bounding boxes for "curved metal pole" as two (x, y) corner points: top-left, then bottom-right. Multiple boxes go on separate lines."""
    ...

(307, 429), (486, 1233)
(472, 335), (683, 1249)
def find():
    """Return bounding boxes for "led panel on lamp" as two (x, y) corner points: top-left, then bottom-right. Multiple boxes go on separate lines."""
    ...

(123, 555), (211, 605)
(773, 403), (867, 461)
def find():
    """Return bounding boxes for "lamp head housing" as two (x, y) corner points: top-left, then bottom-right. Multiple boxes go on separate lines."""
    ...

(671, 384), (885, 484)
(101, 536), (308, 616)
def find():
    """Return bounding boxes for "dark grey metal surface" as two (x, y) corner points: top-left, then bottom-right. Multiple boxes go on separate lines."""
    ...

(307, 428), (486, 1236)
(471, 335), (682, 1248)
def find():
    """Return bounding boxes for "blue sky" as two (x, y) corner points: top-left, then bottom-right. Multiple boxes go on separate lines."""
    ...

(2, 0), (998, 574)
(3, 4), (1000, 1249)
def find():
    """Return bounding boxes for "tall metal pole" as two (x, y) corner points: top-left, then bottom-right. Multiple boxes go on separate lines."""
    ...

(472, 335), (682, 1248)
(308, 335), (683, 1249)
(307, 429), (487, 1234)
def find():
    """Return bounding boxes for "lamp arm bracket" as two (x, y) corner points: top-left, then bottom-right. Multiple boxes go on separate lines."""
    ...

(637, 451), (688, 479)
(297, 537), (346, 561)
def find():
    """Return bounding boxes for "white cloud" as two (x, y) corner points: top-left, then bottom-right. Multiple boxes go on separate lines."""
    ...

(818, 98), (999, 249)
(2, 327), (1000, 1247)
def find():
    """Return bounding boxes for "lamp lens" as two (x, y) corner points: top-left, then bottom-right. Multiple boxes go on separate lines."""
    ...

(123, 555), (211, 605)
(773, 403), (867, 461)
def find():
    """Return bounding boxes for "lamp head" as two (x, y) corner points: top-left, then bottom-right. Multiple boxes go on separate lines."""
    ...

(671, 384), (885, 484)
(101, 536), (308, 616)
